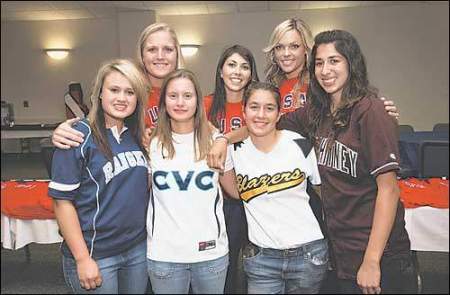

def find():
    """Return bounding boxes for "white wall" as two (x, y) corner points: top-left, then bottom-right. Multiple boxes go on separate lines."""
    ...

(118, 10), (156, 59)
(1, 19), (114, 123)
(1, 12), (156, 124)
(1, 3), (448, 130)
(161, 3), (449, 131)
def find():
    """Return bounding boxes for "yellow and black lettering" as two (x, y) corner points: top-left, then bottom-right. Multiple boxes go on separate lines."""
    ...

(237, 168), (306, 202)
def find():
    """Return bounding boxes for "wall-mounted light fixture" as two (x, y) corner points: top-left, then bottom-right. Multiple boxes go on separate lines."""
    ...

(45, 49), (70, 60)
(180, 44), (200, 57)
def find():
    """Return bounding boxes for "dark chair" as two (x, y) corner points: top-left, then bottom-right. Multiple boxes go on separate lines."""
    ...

(432, 123), (449, 133)
(41, 147), (55, 178)
(398, 124), (414, 133)
(419, 140), (449, 178)
(39, 138), (55, 178)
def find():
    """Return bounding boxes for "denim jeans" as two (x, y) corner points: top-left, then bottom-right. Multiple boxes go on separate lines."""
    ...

(243, 238), (329, 294)
(147, 254), (229, 294)
(336, 252), (418, 294)
(62, 240), (148, 294)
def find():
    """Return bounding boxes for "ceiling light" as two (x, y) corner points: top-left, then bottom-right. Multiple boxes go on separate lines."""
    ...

(180, 44), (200, 57)
(45, 49), (70, 60)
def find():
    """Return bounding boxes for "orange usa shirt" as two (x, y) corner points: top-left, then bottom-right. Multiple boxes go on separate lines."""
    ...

(144, 87), (161, 129)
(204, 94), (245, 134)
(279, 78), (308, 115)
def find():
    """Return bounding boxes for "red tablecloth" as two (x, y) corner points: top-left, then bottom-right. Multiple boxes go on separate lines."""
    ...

(1, 180), (55, 219)
(399, 178), (449, 209)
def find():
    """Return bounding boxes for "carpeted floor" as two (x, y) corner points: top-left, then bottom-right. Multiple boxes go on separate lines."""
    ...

(2, 243), (449, 294)
(1, 244), (69, 294)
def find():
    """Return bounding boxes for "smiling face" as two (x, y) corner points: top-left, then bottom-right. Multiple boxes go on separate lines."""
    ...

(274, 29), (307, 79)
(221, 53), (252, 94)
(142, 30), (178, 87)
(314, 43), (349, 102)
(101, 71), (137, 129)
(165, 77), (197, 132)
(244, 89), (281, 138)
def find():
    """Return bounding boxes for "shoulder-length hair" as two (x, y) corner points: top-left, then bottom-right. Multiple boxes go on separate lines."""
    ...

(88, 59), (149, 161)
(208, 44), (259, 129)
(151, 69), (212, 161)
(136, 23), (185, 84)
(307, 30), (378, 142)
(263, 18), (313, 87)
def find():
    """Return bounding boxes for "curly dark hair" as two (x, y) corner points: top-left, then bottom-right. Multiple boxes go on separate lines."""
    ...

(307, 30), (378, 146)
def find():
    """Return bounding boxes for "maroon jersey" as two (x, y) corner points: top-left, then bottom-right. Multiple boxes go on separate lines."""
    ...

(278, 97), (411, 280)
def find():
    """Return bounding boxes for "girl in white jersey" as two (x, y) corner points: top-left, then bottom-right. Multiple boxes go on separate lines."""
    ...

(224, 81), (328, 294)
(146, 69), (238, 294)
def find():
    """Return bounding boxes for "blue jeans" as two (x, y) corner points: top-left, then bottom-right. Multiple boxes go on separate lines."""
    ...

(62, 240), (148, 294)
(147, 254), (229, 294)
(243, 238), (329, 294)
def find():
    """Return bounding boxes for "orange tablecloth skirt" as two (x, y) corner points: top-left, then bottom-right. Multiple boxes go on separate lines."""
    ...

(1, 180), (55, 219)
(399, 178), (449, 209)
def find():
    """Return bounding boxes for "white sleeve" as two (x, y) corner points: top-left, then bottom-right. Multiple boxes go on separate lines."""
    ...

(224, 144), (234, 172)
(307, 149), (321, 185)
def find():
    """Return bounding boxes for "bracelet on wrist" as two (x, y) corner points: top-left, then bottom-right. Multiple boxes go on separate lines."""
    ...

(214, 135), (230, 145)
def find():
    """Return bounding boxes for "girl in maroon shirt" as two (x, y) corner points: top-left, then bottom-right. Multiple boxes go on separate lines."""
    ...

(301, 29), (415, 294)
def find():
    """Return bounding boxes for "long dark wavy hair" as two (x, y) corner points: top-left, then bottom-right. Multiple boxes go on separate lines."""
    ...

(208, 45), (259, 129)
(307, 30), (378, 145)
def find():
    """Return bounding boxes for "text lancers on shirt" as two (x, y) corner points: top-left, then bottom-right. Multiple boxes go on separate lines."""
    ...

(103, 151), (148, 184)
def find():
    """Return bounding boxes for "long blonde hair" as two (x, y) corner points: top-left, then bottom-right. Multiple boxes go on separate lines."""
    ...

(136, 22), (184, 85)
(263, 18), (313, 89)
(88, 59), (149, 161)
(151, 69), (212, 161)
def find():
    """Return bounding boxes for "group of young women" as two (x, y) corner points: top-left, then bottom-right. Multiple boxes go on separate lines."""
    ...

(48, 16), (415, 295)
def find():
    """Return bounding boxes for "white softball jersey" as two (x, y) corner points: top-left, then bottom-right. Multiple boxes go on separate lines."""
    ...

(147, 132), (229, 263)
(226, 130), (324, 249)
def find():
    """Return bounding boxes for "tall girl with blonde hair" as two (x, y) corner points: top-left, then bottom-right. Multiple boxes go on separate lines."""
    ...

(136, 22), (184, 129)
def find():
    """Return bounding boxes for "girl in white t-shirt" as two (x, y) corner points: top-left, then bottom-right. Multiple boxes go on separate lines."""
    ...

(224, 81), (328, 294)
(146, 69), (238, 294)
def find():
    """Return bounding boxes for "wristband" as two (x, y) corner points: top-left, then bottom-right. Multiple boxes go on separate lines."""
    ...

(213, 134), (230, 145)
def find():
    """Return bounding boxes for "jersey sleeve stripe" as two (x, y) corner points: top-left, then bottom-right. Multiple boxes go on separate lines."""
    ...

(370, 162), (399, 176)
(79, 120), (92, 158)
(48, 181), (80, 191)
